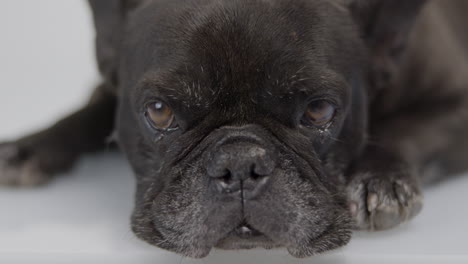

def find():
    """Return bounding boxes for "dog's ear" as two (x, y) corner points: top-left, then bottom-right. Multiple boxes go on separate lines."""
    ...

(346, 0), (427, 88)
(88, 0), (145, 90)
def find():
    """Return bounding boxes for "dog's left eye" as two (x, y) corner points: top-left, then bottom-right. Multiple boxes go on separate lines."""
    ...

(302, 100), (336, 127)
(145, 100), (177, 130)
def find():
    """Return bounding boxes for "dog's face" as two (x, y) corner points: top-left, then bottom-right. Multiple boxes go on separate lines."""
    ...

(104, 0), (419, 258)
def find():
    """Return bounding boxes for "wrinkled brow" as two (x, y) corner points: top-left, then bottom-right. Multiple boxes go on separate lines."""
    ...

(132, 71), (214, 110)
(264, 67), (350, 104)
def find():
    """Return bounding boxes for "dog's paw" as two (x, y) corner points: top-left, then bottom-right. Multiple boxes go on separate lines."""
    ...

(347, 172), (423, 231)
(0, 142), (50, 187)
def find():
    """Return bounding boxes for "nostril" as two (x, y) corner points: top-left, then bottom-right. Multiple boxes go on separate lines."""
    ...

(220, 170), (233, 184)
(250, 163), (273, 181)
(213, 170), (242, 194)
(250, 164), (263, 180)
(242, 167), (271, 200)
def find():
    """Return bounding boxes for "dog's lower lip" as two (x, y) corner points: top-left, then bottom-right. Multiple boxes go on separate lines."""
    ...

(234, 224), (263, 238)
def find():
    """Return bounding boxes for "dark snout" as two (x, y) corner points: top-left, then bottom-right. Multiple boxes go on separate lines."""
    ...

(141, 125), (351, 258)
(206, 131), (277, 200)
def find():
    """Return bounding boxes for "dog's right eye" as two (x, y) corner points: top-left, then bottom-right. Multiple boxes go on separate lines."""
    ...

(301, 100), (336, 127)
(145, 100), (176, 130)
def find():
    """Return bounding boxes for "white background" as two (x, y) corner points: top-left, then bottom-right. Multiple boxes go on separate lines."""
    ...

(0, 1), (467, 263)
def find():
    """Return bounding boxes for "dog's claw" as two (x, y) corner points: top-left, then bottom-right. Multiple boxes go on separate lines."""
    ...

(367, 193), (378, 212)
(349, 202), (358, 217)
(394, 181), (410, 207)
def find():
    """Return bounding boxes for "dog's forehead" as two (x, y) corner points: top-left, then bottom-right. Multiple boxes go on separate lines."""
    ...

(129, 0), (357, 109)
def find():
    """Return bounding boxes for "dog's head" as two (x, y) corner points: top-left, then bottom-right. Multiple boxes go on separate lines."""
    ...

(89, 0), (426, 258)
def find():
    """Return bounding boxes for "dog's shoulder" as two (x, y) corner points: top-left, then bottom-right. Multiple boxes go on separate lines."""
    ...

(370, 0), (468, 118)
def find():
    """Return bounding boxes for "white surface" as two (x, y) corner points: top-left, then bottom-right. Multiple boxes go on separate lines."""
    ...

(0, 1), (467, 263)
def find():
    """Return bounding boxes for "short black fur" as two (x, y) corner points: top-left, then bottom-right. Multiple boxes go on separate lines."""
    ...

(1, 0), (468, 259)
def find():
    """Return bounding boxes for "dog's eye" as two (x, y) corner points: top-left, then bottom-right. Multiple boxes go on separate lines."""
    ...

(145, 100), (176, 130)
(302, 100), (336, 127)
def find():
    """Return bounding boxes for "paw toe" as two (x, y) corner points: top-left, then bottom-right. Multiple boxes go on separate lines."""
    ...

(348, 175), (423, 231)
(0, 143), (49, 187)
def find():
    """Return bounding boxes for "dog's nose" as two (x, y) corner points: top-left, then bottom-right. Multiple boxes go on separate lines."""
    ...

(207, 143), (275, 199)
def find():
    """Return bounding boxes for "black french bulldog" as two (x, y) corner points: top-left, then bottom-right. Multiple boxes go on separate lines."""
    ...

(1, 0), (468, 258)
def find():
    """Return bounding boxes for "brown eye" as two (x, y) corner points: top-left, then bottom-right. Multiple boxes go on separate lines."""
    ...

(145, 100), (176, 130)
(303, 100), (336, 127)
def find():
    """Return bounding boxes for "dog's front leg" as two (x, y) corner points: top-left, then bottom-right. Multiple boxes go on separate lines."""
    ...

(0, 84), (116, 186)
(347, 144), (424, 231)
(347, 97), (467, 230)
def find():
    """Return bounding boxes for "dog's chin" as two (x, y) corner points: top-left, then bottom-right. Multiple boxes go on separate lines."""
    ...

(139, 206), (352, 259)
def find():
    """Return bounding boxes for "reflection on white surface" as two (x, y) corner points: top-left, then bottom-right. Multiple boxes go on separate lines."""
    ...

(0, 0), (467, 263)
(0, 153), (467, 264)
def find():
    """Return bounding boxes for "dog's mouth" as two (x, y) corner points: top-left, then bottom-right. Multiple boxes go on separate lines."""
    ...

(212, 207), (352, 257)
(215, 221), (282, 250)
(233, 223), (263, 238)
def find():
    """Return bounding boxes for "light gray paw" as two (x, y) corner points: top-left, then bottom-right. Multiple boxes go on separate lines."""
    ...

(0, 142), (49, 187)
(347, 173), (423, 231)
